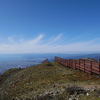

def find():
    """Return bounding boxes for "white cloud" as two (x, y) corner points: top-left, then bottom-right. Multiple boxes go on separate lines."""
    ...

(19, 38), (24, 43)
(70, 36), (82, 41)
(0, 34), (44, 54)
(45, 33), (62, 45)
(0, 34), (100, 54)
(53, 34), (62, 42)
(8, 36), (15, 43)
(27, 34), (44, 45)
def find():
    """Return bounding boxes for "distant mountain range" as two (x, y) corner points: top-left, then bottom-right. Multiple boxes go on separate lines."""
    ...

(66, 53), (100, 61)
(21, 53), (86, 59)
(0, 53), (100, 61)
(0, 53), (100, 74)
(22, 53), (100, 61)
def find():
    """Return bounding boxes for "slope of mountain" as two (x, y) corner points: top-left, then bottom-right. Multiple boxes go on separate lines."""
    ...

(0, 61), (100, 100)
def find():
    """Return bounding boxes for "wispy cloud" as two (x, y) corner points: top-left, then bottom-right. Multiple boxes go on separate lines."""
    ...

(0, 34), (44, 54)
(0, 34), (100, 54)
(27, 34), (44, 45)
(70, 36), (82, 41)
(8, 36), (15, 43)
(53, 34), (62, 42)
(19, 38), (24, 43)
(45, 34), (62, 45)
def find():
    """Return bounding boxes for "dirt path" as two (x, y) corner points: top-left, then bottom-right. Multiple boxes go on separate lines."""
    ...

(77, 85), (100, 89)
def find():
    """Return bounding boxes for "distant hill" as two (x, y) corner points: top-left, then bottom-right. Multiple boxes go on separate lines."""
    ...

(22, 53), (87, 59)
(75, 57), (98, 61)
(1, 53), (100, 74)
(65, 53), (100, 61)
(0, 53), (100, 61)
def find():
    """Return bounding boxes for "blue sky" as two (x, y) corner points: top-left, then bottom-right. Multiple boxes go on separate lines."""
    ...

(0, 0), (100, 54)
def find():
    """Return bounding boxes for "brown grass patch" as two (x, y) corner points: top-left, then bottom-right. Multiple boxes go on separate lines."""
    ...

(37, 66), (53, 69)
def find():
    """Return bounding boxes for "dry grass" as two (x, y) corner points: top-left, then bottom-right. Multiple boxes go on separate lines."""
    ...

(0, 61), (100, 99)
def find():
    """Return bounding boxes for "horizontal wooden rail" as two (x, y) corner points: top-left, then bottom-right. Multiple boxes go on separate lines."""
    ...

(54, 56), (100, 76)
(41, 58), (49, 64)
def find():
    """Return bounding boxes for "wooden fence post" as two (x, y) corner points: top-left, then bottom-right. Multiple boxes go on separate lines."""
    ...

(90, 61), (92, 75)
(69, 59), (71, 67)
(79, 59), (80, 70)
(68, 60), (70, 68)
(75, 60), (76, 69)
(68, 60), (69, 68)
(84, 60), (85, 73)
(70, 59), (72, 68)
(68, 59), (69, 67)
(71, 59), (72, 68)
(99, 59), (100, 76)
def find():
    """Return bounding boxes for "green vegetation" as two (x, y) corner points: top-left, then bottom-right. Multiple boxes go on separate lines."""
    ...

(0, 61), (100, 100)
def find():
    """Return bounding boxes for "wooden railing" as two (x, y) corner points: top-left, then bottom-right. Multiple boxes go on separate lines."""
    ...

(41, 58), (48, 63)
(54, 56), (100, 76)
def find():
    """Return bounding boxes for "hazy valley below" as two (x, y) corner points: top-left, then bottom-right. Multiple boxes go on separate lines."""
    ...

(0, 53), (100, 74)
(0, 59), (44, 74)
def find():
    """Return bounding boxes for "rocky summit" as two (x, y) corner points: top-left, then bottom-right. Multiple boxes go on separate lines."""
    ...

(0, 61), (100, 100)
